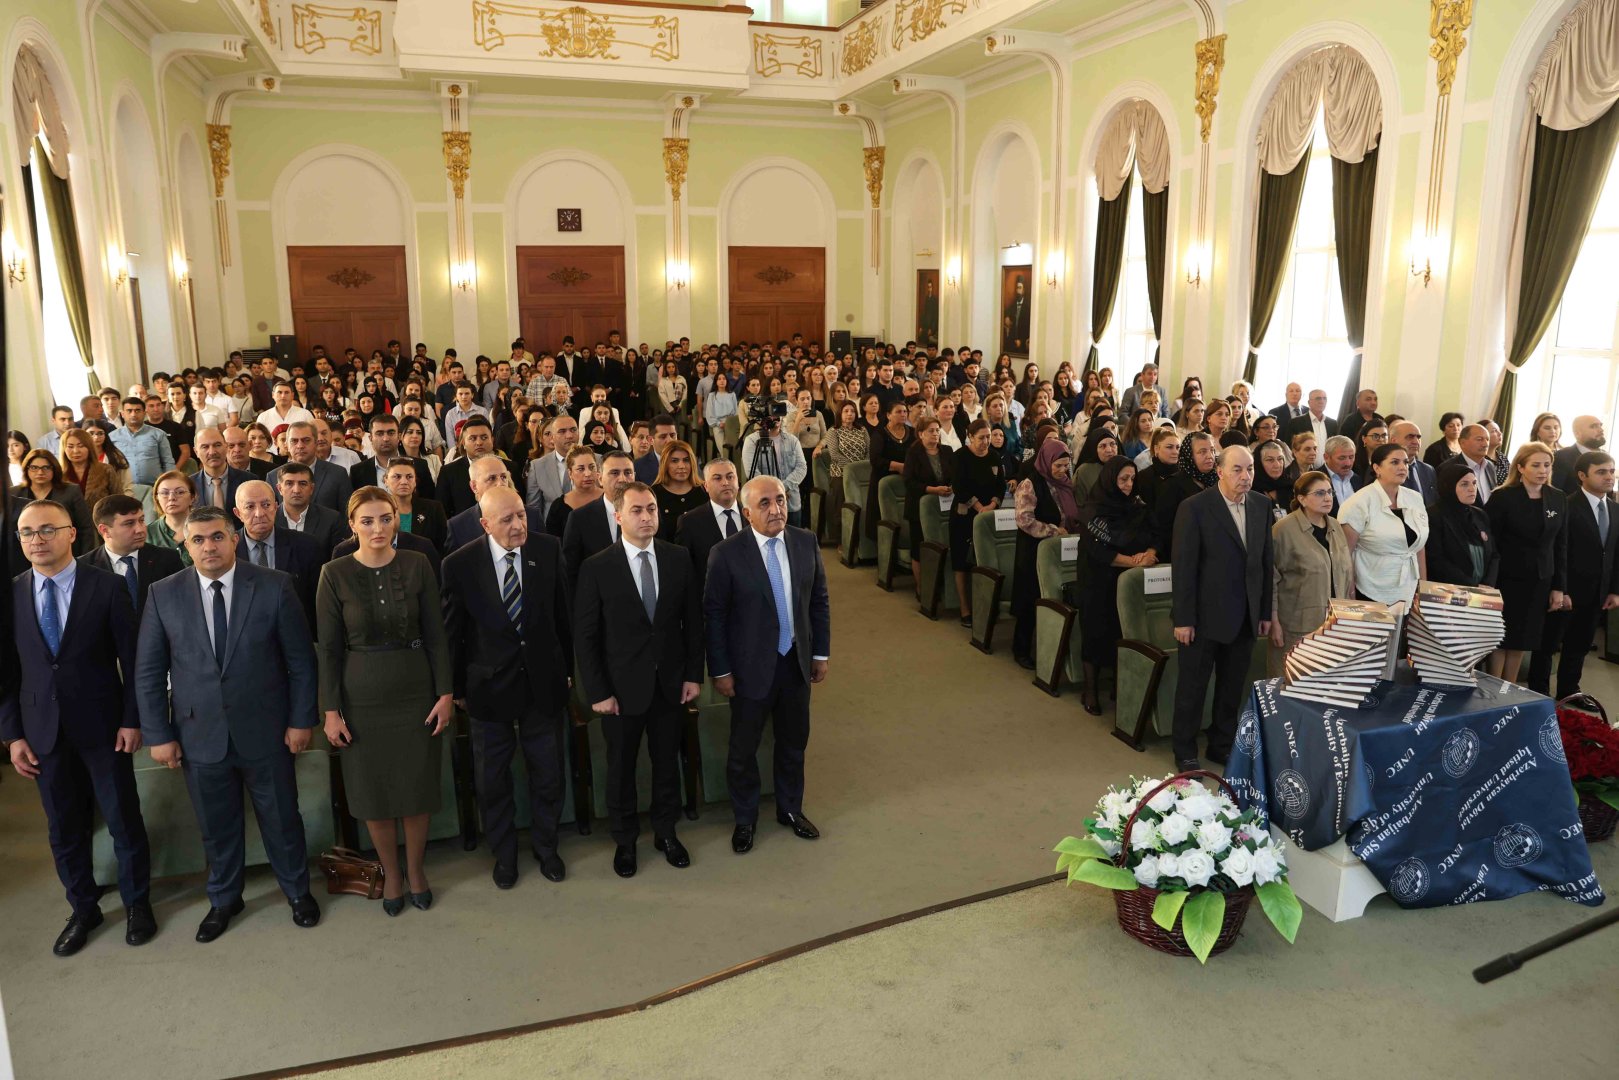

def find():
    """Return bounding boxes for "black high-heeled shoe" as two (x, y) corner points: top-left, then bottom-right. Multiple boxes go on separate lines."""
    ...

(382, 894), (406, 917)
(408, 890), (433, 911)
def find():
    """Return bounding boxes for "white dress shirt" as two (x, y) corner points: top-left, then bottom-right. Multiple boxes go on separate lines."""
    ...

(1460, 454), (1493, 504)
(1308, 413), (1329, 447)
(325, 445), (361, 470)
(283, 507), (309, 533)
(197, 565), (239, 644)
(710, 500), (741, 536)
(1222, 493), (1248, 548)
(487, 535), (523, 591)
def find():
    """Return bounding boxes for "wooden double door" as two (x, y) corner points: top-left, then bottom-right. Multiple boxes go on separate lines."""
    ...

(728, 246), (825, 346)
(288, 246), (409, 357)
(516, 246), (626, 352)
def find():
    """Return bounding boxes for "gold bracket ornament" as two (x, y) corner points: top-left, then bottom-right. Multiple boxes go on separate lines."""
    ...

(863, 146), (885, 210)
(1428, 0), (1474, 97)
(327, 267), (375, 289)
(443, 131), (472, 200)
(1193, 34), (1226, 144)
(755, 266), (796, 286)
(206, 123), (232, 198)
(662, 137), (689, 201)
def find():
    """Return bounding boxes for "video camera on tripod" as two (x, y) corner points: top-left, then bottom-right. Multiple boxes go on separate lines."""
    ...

(744, 393), (789, 430)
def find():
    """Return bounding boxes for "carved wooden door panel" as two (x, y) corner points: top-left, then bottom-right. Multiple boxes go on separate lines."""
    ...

(287, 245), (409, 358)
(515, 245), (627, 352)
(728, 246), (826, 345)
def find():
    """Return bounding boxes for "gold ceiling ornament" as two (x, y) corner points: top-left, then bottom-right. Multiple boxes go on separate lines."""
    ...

(1428, 0), (1474, 97)
(662, 137), (689, 201)
(753, 33), (823, 79)
(258, 0), (277, 44)
(291, 4), (385, 56)
(836, 102), (850, 115)
(682, 95), (694, 107)
(892, 0), (965, 50)
(841, 17), (882, 76)
(984, 34), (996, 53)
(205, 123), (232, 198)
(472, 1), (680, 63)
(1193, 33), (1226, 144)
(755, 265), (796, 286)
(547, 266), (593, 287)
(449, 83), (462, 96)
(327, 267), (375, 289)
(263, 77), (277, 90)
(443, 131), (472, 200)
(863, 145), (886, 210)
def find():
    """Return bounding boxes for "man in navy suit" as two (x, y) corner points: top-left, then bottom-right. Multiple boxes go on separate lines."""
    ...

(1391, 421), (1439, 505)
(3, 500), (154, 956)
(80, 493), (184, 614)
(704, 474), (831, 854)
(676, 459), (741, 591)
(189, 427), (255, 512)
(445, 456), (545, 553)
(232, 480), (324, 628)
(275, 461), (350, 557)
(135, 505), (322, 942)
(1531, 451), (1619, 698)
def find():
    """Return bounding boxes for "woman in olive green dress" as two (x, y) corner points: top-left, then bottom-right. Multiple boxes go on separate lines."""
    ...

(318, 486), (454, 915)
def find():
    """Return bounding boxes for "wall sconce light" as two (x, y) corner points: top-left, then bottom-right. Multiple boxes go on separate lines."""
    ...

(451, 261), (475, 292)
(1184, 243), (1208, 289)
(3, 232), (25, 286)
(1044, 252), (1062, 290)
(944, 256), (960, 289)
(666, 259), (689, 291)
(173, 252), (191, 290)
(112, 249), (132, 289)
(1409, 232), (1434, 288)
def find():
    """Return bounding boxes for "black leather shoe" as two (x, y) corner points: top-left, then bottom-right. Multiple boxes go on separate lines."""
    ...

(613, 844), (637, 878)
(125, 903), (156, 946)
(1176, 758), (1202, 774)
(1206, 749), (1230, 766)
(1014, 654), (1036, 670)
(195, 898), (245, 944)
(289, 893), (321, 928)
(776, 811), (820, 839)
(536, 853), (566, 883)
(408, 891), (433, 911)
(54, 909), (104, 957)
(654, 836), (691, 868)
(493, 862), (518, 890)
(731, 824), (755, 853)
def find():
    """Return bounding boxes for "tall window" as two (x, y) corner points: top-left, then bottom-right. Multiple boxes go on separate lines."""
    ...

(1253, 116), (1351, 410)
(28, 141), (91, 408)
(1095, 179), (1157, 379)
(1509, 145), (1619, 447)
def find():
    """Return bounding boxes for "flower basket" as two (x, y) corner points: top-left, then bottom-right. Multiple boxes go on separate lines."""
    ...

(1579, 792), (1618, 843)
(1556, 695), (1619, 842)
(1113, 878), (1254, 957)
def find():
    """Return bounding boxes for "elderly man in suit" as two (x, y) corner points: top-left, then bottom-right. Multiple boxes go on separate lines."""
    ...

(442, 487), (573, 889)
(233, 480), (323, 627)
(275, 461), (350, 557)
(1391, 421), (1439, 505)
(446, 455), (546, 552)
(524, 414), (578, 522)
(1555, 415), (1606, 494)
(269, 421), (351, 514)
(1171, 446), (1274, 771)
(1285, 388), (1338, 445)
(704, 474), (831, 854)
(1531, 451), (1619, 699)
(676, 458), (742, 590)
(81, 493), (184, 614)
(190, 427), (255, 512)
(135, 505), (322, 942)
(561, 450), (639, 592)
(1268, 382), (1306, 428)
(3, 500), (153, 956)
(575, 482), (703, 877)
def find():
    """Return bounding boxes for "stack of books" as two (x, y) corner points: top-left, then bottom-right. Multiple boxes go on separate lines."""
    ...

(1281, 599), (1403, 708)
(1407, 582), (1505, 688)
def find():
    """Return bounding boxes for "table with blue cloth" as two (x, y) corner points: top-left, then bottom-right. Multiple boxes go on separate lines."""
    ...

(1225, 674), (1603, 909)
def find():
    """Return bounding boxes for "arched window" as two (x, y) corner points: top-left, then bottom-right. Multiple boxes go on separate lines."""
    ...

(1096, 186), (1156, 377)
(1089, 101), (1170, 378)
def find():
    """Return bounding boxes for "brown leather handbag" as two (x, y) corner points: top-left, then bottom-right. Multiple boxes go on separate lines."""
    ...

(318, 847), (385, 899)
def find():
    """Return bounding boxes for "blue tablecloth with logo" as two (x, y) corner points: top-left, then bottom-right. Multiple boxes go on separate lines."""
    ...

(1225, 675), (1603, 909)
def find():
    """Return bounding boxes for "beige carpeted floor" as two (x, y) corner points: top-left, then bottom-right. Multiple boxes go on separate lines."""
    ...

(0, 556), (1616, 1079)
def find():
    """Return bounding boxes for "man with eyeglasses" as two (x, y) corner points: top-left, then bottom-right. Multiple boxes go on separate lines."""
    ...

(4, 500), (154, 956)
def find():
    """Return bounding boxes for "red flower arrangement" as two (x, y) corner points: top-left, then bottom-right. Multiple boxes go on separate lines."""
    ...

(1556, 702), (1619, 811)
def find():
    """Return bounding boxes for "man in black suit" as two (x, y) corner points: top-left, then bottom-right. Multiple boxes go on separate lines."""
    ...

(1338, 389), (1381, 445)
(1531, 451), (1619, 699)
(575, 482), (703, 877)
(233, 481), (323, 628)
(442, 488), (573, 889)
(445, 456), (546, 552)
(1285, 388), (1338, 445)
(1170, 446), (1274, 771)
(676, 458), (741, 589)
(135, 506), (322, 942)
(1268, 382), (1305, 429)
(275, 461), (350, 557)
(1391, 421), (1439, 505)
(436, 415), (497, 518)
(1555, 415), (1606, 494)
(562, 450), (638, 592)
(3, 501), (154, 956)
(704, 474), (831, 854)
(349, 413), (434, 494)
(81, 493), (184, 613)
(223, 425), (271, 479)
(268, 421), (352, 515)
(189, 427), (255, 511)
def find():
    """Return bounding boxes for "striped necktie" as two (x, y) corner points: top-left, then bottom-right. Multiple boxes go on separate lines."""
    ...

(501, 551), (522, 626)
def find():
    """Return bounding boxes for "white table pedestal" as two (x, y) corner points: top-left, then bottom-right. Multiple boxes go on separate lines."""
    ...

(1272, 828), (1386, 922)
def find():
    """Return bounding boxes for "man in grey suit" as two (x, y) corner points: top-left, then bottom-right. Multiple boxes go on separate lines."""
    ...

(524, 414), (577, 520)
(135, 505), (323, 942)
(268, 421), (351, 515)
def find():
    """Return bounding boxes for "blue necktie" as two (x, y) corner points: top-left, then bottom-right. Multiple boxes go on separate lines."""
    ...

(765, 537), (792, 656)
(210, 580), (227, 667)
(119, 555), (138, 606)
(40, 577), (63, 656)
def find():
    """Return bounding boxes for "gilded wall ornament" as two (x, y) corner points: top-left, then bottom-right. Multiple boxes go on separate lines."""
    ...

(258, 0), (277, 44)
(1193, 33), (1226, 144)
(472, 1), (680, 63)
(753, 33), (823, 79)
(863, 145), (885, 210)
(841, 17), (881, 76)
(1428, 0), (1474, 97)
(547, 266), (593, 286)
(291, 4), (385, 56)
(663, 137), (690, 201)
(892, 0), (966, 51)
(327, 267), (375, 289)
(205, 123), (231, 198)
(443, 131), (472, 200)
(755, 266), (796, 286)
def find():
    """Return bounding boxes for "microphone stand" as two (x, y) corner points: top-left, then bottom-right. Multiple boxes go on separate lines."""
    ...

(1473, 906), (1619, 983)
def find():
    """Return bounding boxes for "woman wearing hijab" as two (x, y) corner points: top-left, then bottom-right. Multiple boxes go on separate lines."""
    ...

(1250, 439), (1293, 522)
(1424, 461), (1500, 587)
(1071, 427), (1119, 505)
(1151, 431), (1219, 559)
(1010, 440), (1079, 670)
(1075, 457), (1158, 714)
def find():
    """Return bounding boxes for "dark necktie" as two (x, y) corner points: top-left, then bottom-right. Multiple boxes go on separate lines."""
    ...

(210, 580), (227, 667)
(119, 555), (138, 606)
(254, 541), (269, 567)
(501, 551), (522, 626)
(1599, 499), (1610, 547)
(637, 549), (657, 621)
(723, 508), (738, 536)
(40, 577), (62, 656)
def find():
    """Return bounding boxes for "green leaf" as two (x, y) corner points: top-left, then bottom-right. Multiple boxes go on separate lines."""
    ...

(1181, 890), (1226, 964)
(1069, 858), (1139, 891)
(1054, 836), (1110, 860)
(1599, 791), (1619, 811)
(1255, 881), (1303, 944)
(1151, 890), (1188, 932)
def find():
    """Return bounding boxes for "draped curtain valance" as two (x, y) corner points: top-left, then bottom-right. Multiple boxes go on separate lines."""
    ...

(1256, 46), (1383, 175)
(1094, 101), (1171, 200)
(1528, 0), (1619, 131)
(11, 45), (70, 179)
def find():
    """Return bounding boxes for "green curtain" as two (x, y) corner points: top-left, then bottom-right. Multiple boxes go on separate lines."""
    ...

(1085, 182), (1132, 373)
(1243, 154), (1311, 384)
(1141, 186), (1168, 366)
(32, 138), (99, 393)
(1493, 102), (1619, 440)
(1331, 146), (1378, 422)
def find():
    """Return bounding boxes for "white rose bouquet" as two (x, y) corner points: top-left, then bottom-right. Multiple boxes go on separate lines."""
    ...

(1054, 772), (1303, 963)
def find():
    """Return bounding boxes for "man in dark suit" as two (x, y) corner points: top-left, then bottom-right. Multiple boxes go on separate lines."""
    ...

(442, 487), (573, 889)
(135, 506), (322, 942)
(575, 482), (703, 877)
(629, 421), (658, 484)
(349, 413), (434, 494)
(268, 421), (351, 515)
(704, 474), (831, 854)
(562, 450), (638, 592)
(1531, 451), (1619, 699)
(1555, 415), (1606, 494)
(275, 461), (350, 557)
(3, 501), (154, 956)
(446, 456), (545, 552)
(1285, 388), (1338, 444)
(1391, 421), (1439, 505)
(1170, 446), (1274, 771)
(436, 415), (497, 518)
(189, 427), (255, 511)
(1338, 389), (1381, 445)
(1268, 382), (1306, 429)
(676, 458), (741, 589)
(81, 493), (184, 613)
(233, 481), (324, 627)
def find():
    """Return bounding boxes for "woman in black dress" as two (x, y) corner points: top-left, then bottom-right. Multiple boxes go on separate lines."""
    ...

(865, 398), (914, 543)
(903, 417), (954, 585)
(1424, 412), (1465, 468)
(1485, 443), (1567, 683)
(1133, 427), (1182, 513)
(653, 439), (707, 540)
(950, 419), (1005, 627)
(1076, 457), (1158, 715)
(1425, 461), (1500, 587)
(1010, 440), (1079, 669)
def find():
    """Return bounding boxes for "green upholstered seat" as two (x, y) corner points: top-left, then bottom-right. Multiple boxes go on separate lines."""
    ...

(839, 459), (876, 566)
(969, 509), (1018, 653)
(692, 676), (774, 813)
(874, 474), (909, 590)
(916, 495), (957, 618)
(811, 453), (834, 544)
(1032, 536), (1082, 696)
